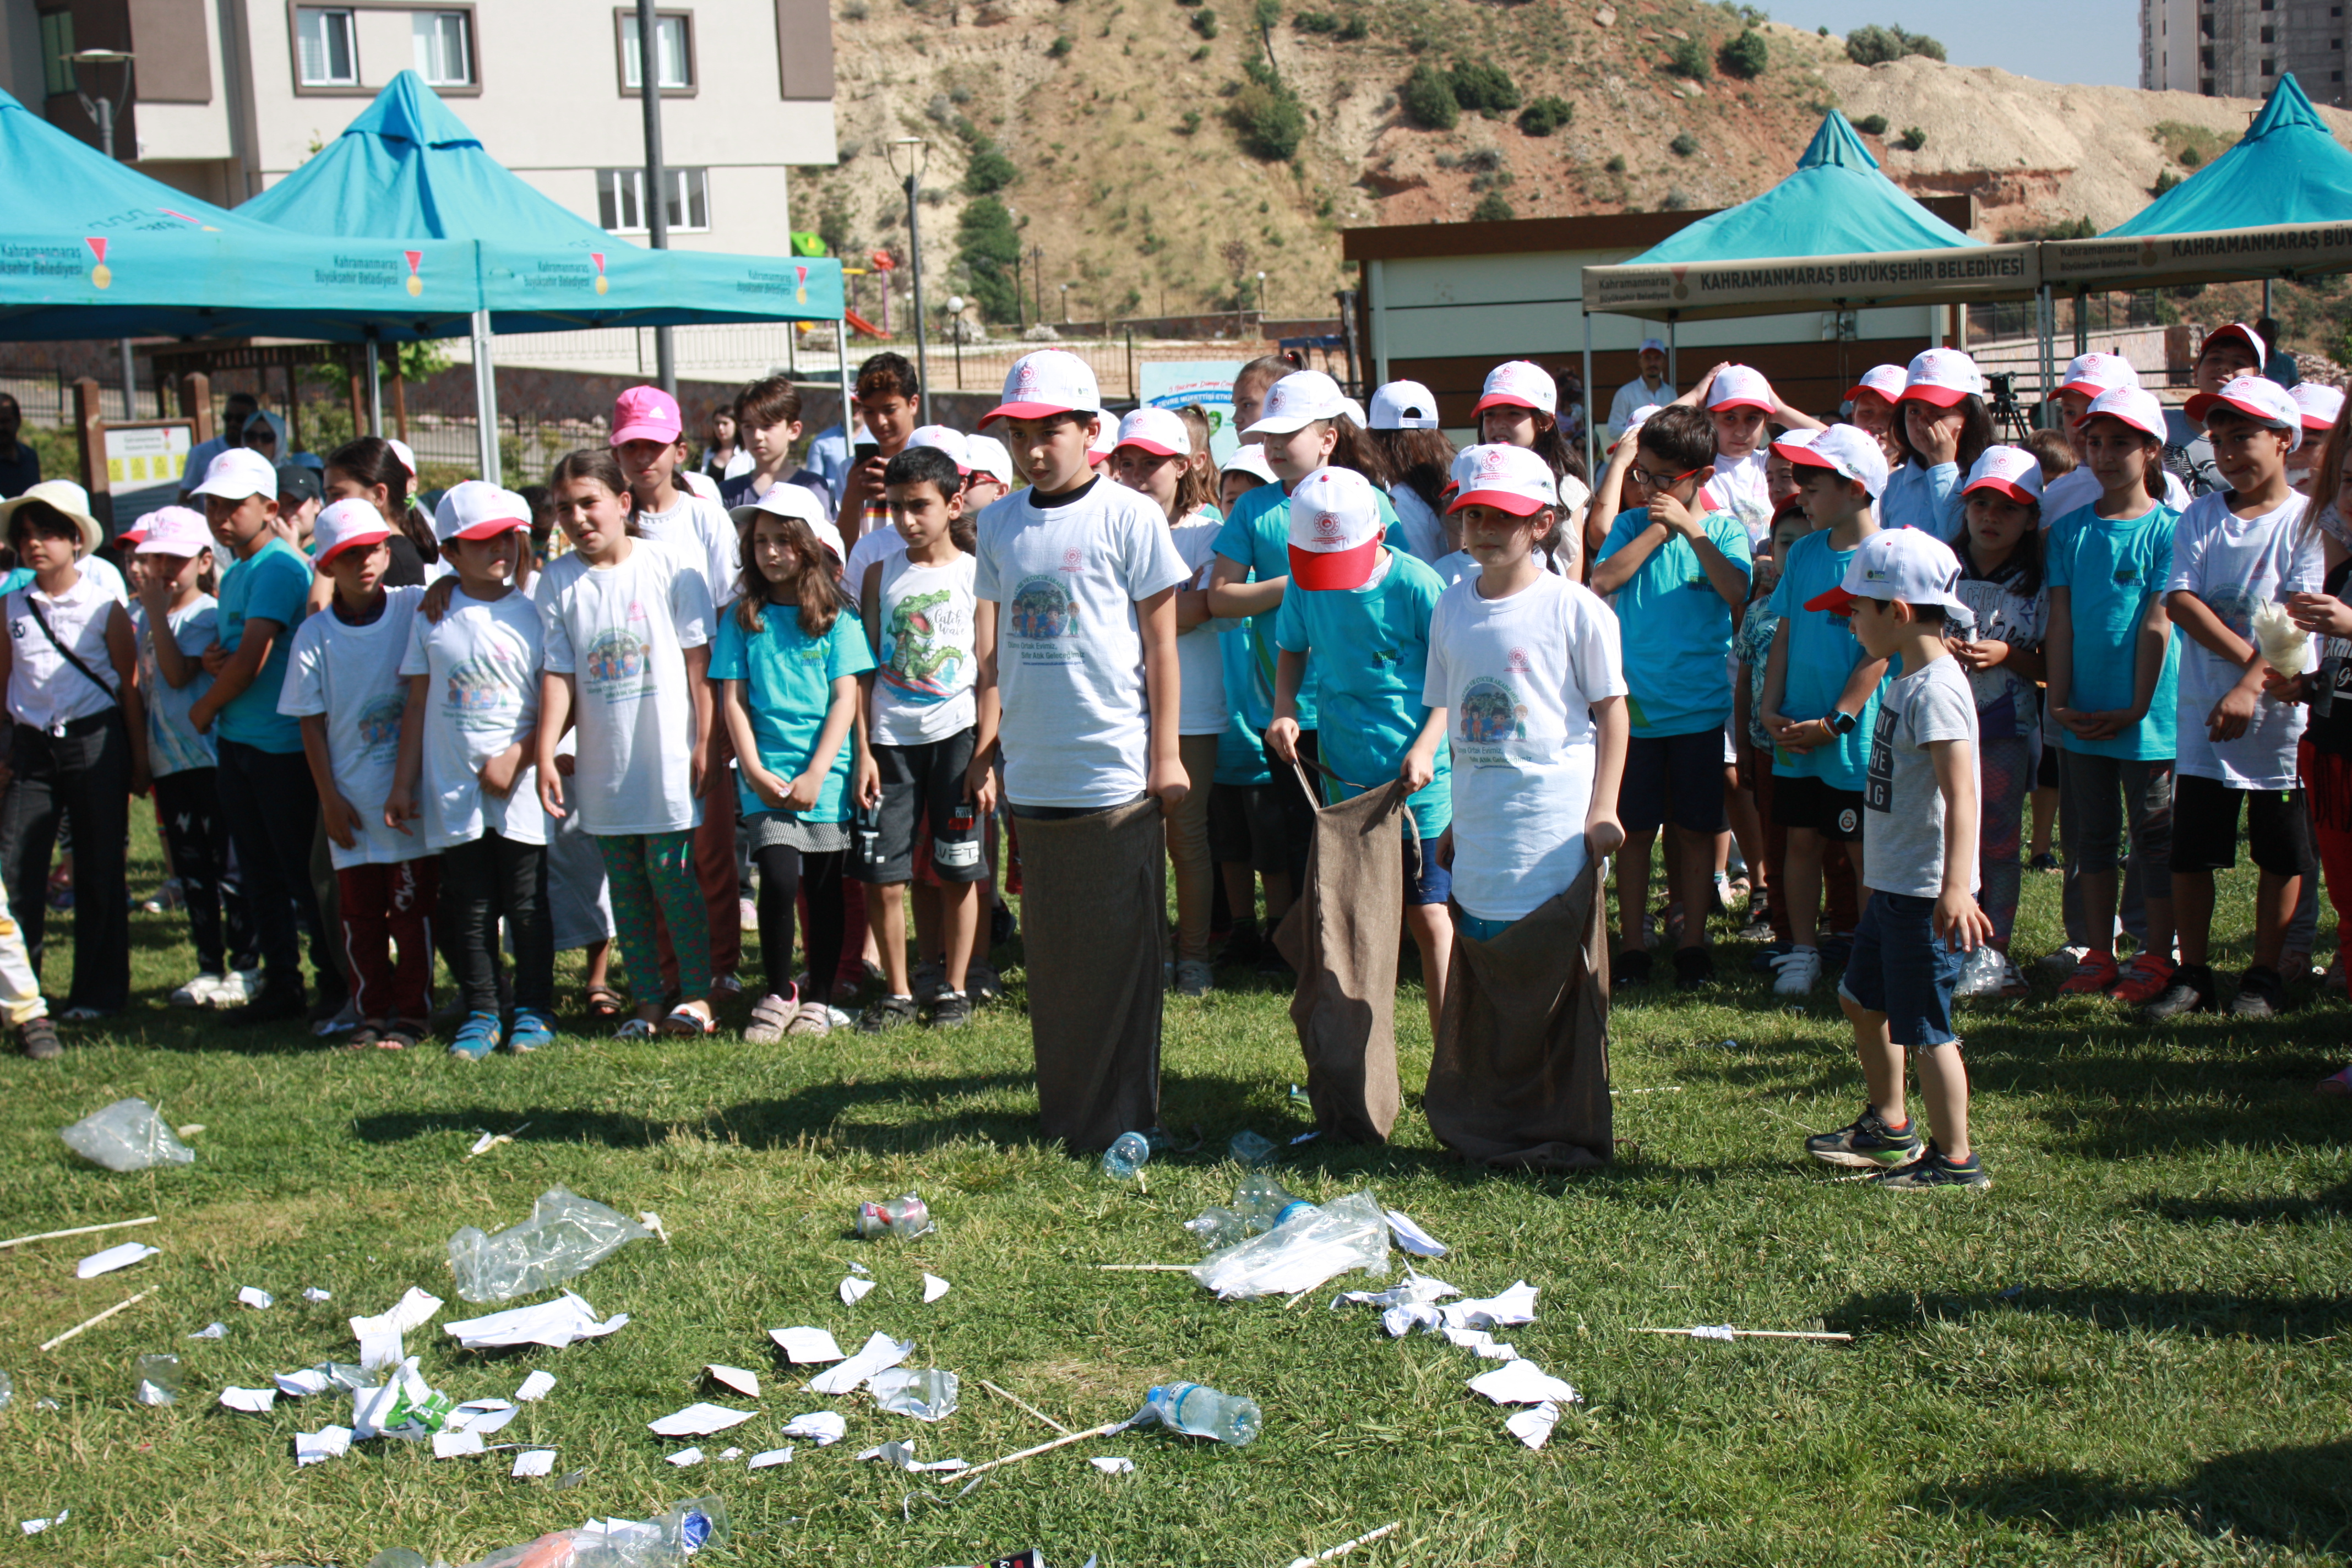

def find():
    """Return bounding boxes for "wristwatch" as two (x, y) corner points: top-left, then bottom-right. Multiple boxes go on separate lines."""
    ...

(1826, 710), (1858, 737)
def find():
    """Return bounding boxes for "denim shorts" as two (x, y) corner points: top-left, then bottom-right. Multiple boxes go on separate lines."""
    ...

(1837, 890), (1967, 1049)
(1408, 835), (1452, 907)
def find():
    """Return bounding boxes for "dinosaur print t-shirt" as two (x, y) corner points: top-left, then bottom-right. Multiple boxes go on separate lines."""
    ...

(870, 550), (978, 745)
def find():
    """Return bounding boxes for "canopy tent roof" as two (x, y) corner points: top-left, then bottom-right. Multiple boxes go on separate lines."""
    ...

(1582, 111), (2038, 322)
(0, 87), (475, 342)
(242, 72), (842, 329)
(2045, 74), (2352, 291)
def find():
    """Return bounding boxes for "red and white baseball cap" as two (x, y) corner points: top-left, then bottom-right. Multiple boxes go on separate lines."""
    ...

(908, 424), (973, 472)
(1846, 364), (1907, 404)
(1638, 336), (1669, 356)
(965, 433), (1016, 487)
(982, 350), (1102, 425)
(432, 480), (532, 546)
(1772, 424), (1889, 500)
(1896, 347), (1986, 409)
(312, 497), (392, 567)
(1805, 525), (1966, 614)
(2197, 322), (2268, 372)
(1474, 361), (1557, 417)
(2059, 352), (2140, 400)
(1243, 370), (1350, 437)
(2291, 382), (2344, 436)
(1086, 412), (1118, 466)
(611, 384), (684, 447)
(192, 447), (280, 503)
(133, 506), (211, 557)
(386, 437), (418, 478)
(2073, 385), (2169, 444)
(1114, 407), (1190, 457)
(1286, 466), (1387, 590)
(1961, 445), (2045, 505)
(1446, 444), (1561, 517)
(1706, 364), (1775, 413)
(2186, 373), (2304, 451)
(1368, 380), (1441, 431)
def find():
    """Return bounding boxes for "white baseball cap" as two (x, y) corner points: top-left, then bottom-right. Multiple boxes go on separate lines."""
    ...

(1220, 443), (1278, 486)
(982, 350), (1102, 426)
(1447, 443), (1560, 517)
(2187, 373), (2304, 451)
(1706, 364), (1776, 413)
(1897, 347), (1986, 409)
(1243, 371), (1350, 438)
(1961, 445), (2045, 505)
(192, 448), (280, 503)
(1845, 364), (1908, 404)
(133, 506), (212, 557)
(965, 433), (1016, 487)
(1114, 407), (1190, 457)
(908, 424), (973, 473)
(2059, 352), (2141, 400)
(2291, 382), (2344, 435)
(1773, 424), (1890, 500)
(1638, 336), (1668, 356)
(1285, 466), (1387, 590)
(1805, 525), (1966, 615)
(386, 437), (418, 478)
(732, 483), (846, 561)
(2073, 385), (2170, 445)
(433, 480), (532, 545)
(312, 497), (392, 567)
(1368, 380), (1442, 431)
(1474, 360), (1557, 417)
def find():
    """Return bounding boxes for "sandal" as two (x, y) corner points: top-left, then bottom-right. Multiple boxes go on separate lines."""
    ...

(743, 992), (797, 1045)
(345, 1020), (388, 1049)
(658, 1004), (718, 1038)
(379, 1019), (426, 1050)
(613, 1016), (660, 1039)
(785, 1000), (833, 1037)
(584, 984), (626, 1020)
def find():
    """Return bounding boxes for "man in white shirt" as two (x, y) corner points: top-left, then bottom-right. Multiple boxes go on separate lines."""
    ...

(1607, 339), (1675, 444)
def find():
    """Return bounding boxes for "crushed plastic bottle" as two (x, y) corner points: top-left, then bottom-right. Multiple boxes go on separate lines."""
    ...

(459, 1494), (727, 1568)
(134, 1354), (182, 1407)
(1146, 1382), (1262, 1446)
(1228, 1130), (1276, 1167)
(1101, 1131), (1151, 1180)
(1234, 1172), (1314, 1234)
(854, 1194), (932, 1239)
(60, 1099), (195, 1173)
(447, 1186), (653, 1304)
(869, 1367), (960, 1421)
(1183, 1207), (1246, 1251)
(1192, 1190), (1392, 1300)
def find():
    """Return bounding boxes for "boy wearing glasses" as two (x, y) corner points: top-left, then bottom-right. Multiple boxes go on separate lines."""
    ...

(1589, 405), (1753, 990)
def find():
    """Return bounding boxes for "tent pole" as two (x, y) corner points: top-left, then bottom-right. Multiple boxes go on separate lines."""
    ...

(1582, 311), (1596, 481)
(2036, 286), (2055, 432)
(2073, 286), (2088, 357)
(1667, 317), (1678, 390)
(472, 307), (502, 486)
(364, 335), (384, 437)
(2263, 279), (2274, 319)
(836, 315), (854, 487)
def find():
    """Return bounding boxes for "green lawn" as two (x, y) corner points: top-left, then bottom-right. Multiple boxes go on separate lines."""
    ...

(1, 819), (2348, 1567)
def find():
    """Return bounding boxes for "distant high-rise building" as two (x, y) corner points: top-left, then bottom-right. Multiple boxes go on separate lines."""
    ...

(2143, 0), (2351, 105)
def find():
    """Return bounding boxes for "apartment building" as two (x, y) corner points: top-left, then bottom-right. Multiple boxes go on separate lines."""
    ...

(2143, 0), (2352, 105)
(0, 0), (838, 259)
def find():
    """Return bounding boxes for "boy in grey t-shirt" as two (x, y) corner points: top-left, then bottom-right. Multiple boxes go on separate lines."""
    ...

(1799, 529), (1995, 1190)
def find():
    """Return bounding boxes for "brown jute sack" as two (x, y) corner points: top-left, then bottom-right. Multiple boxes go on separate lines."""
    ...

(1424, 860), (1612, 1169)
(1271, 766), (1409, 1143)
(1015, 796), (1166, 1152)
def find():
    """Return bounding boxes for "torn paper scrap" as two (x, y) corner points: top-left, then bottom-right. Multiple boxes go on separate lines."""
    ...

(356, 1329), (404, 1373)
(512, 1449), (557, 1479)
(432, 1429), (486, 1460)
(303, 1287), (332, 1303)
(869, 1366), (959, 1422)
(846, 1260), (872, 1276)
(805, 1331), (911, 1396)
(1441, 1281), (1539, 1330)
(273, 1368), (334, 1398)
(187, 1322), (226, 1341)
(351, 1287), (443, 1341)
(1384, 1209), (1448, 1258)
(769, 1326), (846, 1364)
(857, 1440), (966, 1473)
(448, 1400), (519, 1437)
(20, 1511), (66, 1535)
(295, 1425), (353, 1467)
(217, 1386), (277, 1414)
(1467, 1359), (1580, 1407)
(1381, 1303), (1442, 1337)
(922, 1273), (951, 1304)
(1691, 1324), (1738, 1341)
(1335, 1271), (1459, 1311)
(444, 1292), (628, 1351)
(781, 1411), (847, 1446)
(75, 1242), (159, 1278)
(665, 1446), (705, 1467)
(1090, 1457), (1136, 1475)
(748, 1447), (794, 1469)
(839, 1276), (876, 1306)
(646, 1402), (756, 1438)
(1505, 1401), (1562, 1450)
(706, 1364), (760, 1397)
(1442, 1326), (1520, 1360)
(718, 1447), (743, 1461)
(237, 1286), (275, 1310)
(514, 1370), (557, 1402)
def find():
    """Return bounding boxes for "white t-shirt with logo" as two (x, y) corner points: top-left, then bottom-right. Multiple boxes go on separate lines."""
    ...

(1424, 572), (1626, 922)
(279, 585), (426, 869)
(537, 539), (714, 835)
(2165, 489), (2323, 790)
(398, 586), (548, 851)
(1702, 449), (1774, 545)
(635, 491), (741, 609)
(973, 477), (1193, 808)
(870, 549), (979, 745)
(1170, 512), (1235, 736)
(846, 523), (910, 595)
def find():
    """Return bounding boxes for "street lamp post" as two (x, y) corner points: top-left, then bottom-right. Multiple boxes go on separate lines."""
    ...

(72, 48), (139, 420)
(888, 138), (930, 405)
(633, 0), (676, 395)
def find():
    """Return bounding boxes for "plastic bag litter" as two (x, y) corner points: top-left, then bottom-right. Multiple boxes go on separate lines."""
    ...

(459, 1495), (727, 1568)
(870, 1368), (959, 1422)
(134, 1354), (182, 1406)
(1191, 1191), (1391, 1300)
(1228, 1130), (1276, 1167)
(448, 1188), (652, 1305)
(60, 1099), (194, 1173)
(2255, 601), (2316, 678)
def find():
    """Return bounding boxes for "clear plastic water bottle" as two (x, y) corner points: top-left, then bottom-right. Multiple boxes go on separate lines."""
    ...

(854, 1194), (931, 1239)
(1233, 1172), (1315, 1233)
(1147, 1381), (1262, 1445)
(1183, 1207), (1245, 1251)
(1101, 1131), (1152, 1180)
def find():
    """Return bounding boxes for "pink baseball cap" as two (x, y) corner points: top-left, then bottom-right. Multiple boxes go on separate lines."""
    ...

(2187, 374), (2304, 451)
(1962, 445), (2045, 505)
(983, 350), (1102, 426)
(1447, 444), (1560, 516)
(133, 506), (213, 557)
(2059, 352), (2140, 400)
(1846, 364), (1908, 404)
(1897, 347), (1986, 409)
(312, 498), (392, 567)
(432, 480), (532, 545)
(2291, 382), (2344, 435)
(1286, 466), (1387, 590)
(1473, 361), (1557, 417)
(611, 384), (684, 447)
(1773, 424), (1890, 500)
(1114, 407), (1190, 458)
(2073, 385), (2170, 444)
(1706, 364), (1775, 413)
(908, 424), (973, 473)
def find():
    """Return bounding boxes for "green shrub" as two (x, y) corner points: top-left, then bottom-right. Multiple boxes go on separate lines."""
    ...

(1401, 61), (1459, 129)
(1191, 42), (1211, 58)
(1294, 10), (1338, 30)
(1669, 129), (1700, 157)
(1605, 153), (1626, 172)
(1896, 124), (1925, 151)
(1254, 0), (1281, 30)
(1180, 108), (1202, 134)
(1518, 95), (1574, 136)
(1191, 9), (1218, 36)
(1669, 35), (1711, 78)
(1338, 13), (1367, 39)
(2153, 167), (2181, 195)
(1471, 191), (1517, 221)
(1853, 112), (1888, 134)
(1449, 58), (1521, 114)
(1228, 73), (1306, 159)
(955, 197), (1022, 322)
(1047, 32), (1073, 56)
(962, 145), (1017, 194)
(1719, 29), (1767, 78)
(1844, 23), (1944, 65)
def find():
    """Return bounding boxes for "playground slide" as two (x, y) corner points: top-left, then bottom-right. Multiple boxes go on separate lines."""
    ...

(845, 307), (888, 340)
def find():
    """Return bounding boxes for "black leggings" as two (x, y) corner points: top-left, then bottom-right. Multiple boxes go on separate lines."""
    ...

(756, 845), (847, 1004)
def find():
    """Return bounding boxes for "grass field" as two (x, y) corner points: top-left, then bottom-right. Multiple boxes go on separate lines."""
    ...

(1, 817), (2348, 1568)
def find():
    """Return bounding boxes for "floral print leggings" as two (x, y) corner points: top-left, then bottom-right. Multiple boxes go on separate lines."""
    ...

(600, 830), (710, 1003)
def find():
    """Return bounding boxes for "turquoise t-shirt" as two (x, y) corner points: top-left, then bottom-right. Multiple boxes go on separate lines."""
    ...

(1597, 505), (1752, 738)
(1215, 624), (1273, 785)
(709, 601), (876, 822)
(1764, 529), (1882, 790)
(1273, 548), (1452, 835)
(216, 538), (313, 754)
(0, 567), (31, 598)
(2046, 500), (2181, 761)
(1211, 476), (1407, 736)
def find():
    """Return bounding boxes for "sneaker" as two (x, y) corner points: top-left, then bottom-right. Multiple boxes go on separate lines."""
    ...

(1999, 957), (2032, 999)
(2028, 852), (2059, 872)
(1749, 941), (1791, 973)
(738, 897), (759, 932)
(1737, 907), (1775, 943)
(18, 1016), (61, 1060)
(449, 1010), (503, 1061)
(858, 993), (919, 1034)
(1174, 958), (1216, 998)
(140, 878), (186, 915)
(2109, 951), (2176, 1006)
(743, 991), (797, 1045)
(210, 968), (261, 1009)
(1874, 1144), (1991, 1190)
(1613, 949), (1653, 991)
(2228, 963), (2287, 1019)
(171, 973), (226, 1009)
(1221, 926), (1264, 970)
(311, 998), (361, 1038)
(1672, 946), (1713, 992)
(1805, 1105), (1923, 1169)
(2055, 951), (2120, 997)
(507, 1008), (558, 1054)
(2141, 962), (2217, 1021)
(2319, 1064), (2352, 1096)
(1772, 946), (1823, 997)
(2039, 944), (2092, 973)
(965, 960), (1004, 1003)
(911, 961), (950, 1005)
(225, 984), (307, 1026)
(928, 991), (974, 1030)
(709, 972), (744, 1002)
(1952, 944), (2007, 999)
(990, 903), (1018, 948)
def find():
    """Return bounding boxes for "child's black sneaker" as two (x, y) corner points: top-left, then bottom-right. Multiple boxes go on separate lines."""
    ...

(1612, 949), (1652, 990)
(1805, 1105), (1923, 1169)
(1874, 1144), (1990, 1190)
(2141, 961), (2217, 1021)
(858, 994), (919, 1034)
(225, 984), (307, 1026)
(1672, 946), (1714, 991)
(2227, 963), (2286, 1019)
(1221, 923), (1264, 970)
(928, 992), (974, 1030)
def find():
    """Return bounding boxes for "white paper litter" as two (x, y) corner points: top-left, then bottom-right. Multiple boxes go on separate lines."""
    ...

(445, 1291), (628, 1351)
(706, 1364), (760, 1397)
(781, 1411), (847, 1445)
(921, 1273), (951, 1303)
(857, 1440), (966, 1472)
(1467, 1359), (1580, 1407)
(351, 1287), (443, 1339)
(303, 1287), (332, 1303)
(187, 1322), (227, 1341)
(1690, 1324), (1738, 1341)
(646, 1402), (757, 1438)
(237, 1286), (274, 1310)
(805, 1331), (911, 1396)
(1335, 1270), (1459, 1311)
(1441, 1281), (1539, 1330)
(1442, 1327), (1520, 1360)
(718, 1447), (743, 1461)
(638, 1211), (669, 1245)
(839, 1276), (877, 1306)
(433, 1429), (487, 1460)
(449, 1400), (519, 1436)
(75, 1241), (159, 1278)
(273, 1368), (334, 1397)
(512, 1449), (558, 1478)
(1505, 1401), (1562, 1450)
(748, 1447), (794, 1469)
(1383, 1209), (1448, 1257)
(19, 1510), (66, 1535)
(1090, 1456), (1136, 1475)
(846, 1260), (872, 1276)
(295, 1425), (353, 1466)
(514, 1370), (557, 1402)
(769, 1326), (846, 1364)
(218, 1386), (277, 1414)
(665, 1446), (705, 1467)
(356, 1329), (404, 1373)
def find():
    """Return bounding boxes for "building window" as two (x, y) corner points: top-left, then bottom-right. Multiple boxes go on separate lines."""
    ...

(596, 166), (709, 232)
(2263, 56), (2275, 72)
(619, 12), (692, 90)
(296, 7), (359, 84)
(38, 10), (76, 95)
(2260, 25), (2275, 42)
(412, 10), (472, 85)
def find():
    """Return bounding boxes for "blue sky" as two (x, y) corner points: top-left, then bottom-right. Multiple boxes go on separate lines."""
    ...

(1763, 0), (2142, 86)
